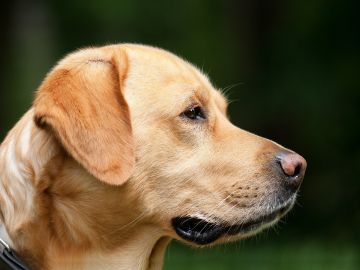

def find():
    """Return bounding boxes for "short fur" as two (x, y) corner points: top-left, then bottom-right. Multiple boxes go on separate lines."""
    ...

(0, 44), (303, 270)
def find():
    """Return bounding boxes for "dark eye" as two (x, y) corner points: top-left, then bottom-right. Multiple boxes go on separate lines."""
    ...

(181, 106), (206, 120)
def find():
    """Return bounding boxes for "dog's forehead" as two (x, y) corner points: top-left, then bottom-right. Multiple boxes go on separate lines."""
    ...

(123, 44), (225, 107)
(124, 45), (209, 83)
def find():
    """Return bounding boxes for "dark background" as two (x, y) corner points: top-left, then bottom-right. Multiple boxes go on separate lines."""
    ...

(1, 0), (359, 269)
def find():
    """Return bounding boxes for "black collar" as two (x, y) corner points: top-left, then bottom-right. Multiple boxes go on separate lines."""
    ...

(0, 238), (31, 270)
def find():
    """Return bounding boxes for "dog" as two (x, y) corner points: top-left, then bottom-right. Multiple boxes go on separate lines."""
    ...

(0, 44), (306, 270)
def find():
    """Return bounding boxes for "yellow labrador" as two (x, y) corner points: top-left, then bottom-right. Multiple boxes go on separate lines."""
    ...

(0, 44), (306, 270)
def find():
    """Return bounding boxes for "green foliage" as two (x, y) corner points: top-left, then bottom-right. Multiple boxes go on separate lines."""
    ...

(165, 241), (359, 270)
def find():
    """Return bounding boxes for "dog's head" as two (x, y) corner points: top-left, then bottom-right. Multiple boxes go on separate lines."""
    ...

(34, 44), (306, 246)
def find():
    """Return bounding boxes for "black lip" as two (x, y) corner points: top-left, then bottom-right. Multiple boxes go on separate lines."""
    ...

(172, 217), (226, 245)
(172, 204), (291, 245)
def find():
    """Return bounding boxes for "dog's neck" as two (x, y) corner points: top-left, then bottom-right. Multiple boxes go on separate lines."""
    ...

(46, 232), (170, 270)
(0, 110), (170, 270)
(0, 226), (169, 270)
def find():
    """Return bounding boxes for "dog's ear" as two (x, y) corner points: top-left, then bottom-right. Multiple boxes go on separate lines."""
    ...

(33, 48), (134, 185)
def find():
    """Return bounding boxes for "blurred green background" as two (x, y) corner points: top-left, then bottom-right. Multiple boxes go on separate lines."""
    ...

(1, 0), (359, 269)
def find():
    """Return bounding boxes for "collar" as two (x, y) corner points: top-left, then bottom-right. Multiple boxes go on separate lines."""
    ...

(0, 238), (31, 270)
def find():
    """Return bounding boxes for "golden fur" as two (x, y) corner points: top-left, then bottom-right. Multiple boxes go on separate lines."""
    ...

(0, 44), (304, 270)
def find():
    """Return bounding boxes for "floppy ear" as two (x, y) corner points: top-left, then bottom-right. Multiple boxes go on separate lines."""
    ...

(33, 48), (134, 185)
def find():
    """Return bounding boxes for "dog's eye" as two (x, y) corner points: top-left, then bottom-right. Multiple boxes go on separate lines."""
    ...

(181, 106), (206, 120)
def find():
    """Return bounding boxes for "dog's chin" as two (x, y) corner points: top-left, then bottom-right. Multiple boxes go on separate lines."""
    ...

(171, 198), (295, 246)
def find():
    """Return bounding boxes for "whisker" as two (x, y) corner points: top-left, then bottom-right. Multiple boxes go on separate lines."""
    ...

(219, 82), (244, 97)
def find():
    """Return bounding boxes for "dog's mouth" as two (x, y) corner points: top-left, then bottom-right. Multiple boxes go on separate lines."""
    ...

(171, 203), (292, 245)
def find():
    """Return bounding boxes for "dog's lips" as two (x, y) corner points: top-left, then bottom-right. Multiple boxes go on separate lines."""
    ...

(172, 217), (226, 245)
(225, 204), (290, 235)
(172, 204), (292, 245)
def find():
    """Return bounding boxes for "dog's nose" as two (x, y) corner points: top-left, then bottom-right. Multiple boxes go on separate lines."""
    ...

(277, 152), (307, 191)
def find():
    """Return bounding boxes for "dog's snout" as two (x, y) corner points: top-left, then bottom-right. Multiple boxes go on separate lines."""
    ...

(276, 152), (307, 190)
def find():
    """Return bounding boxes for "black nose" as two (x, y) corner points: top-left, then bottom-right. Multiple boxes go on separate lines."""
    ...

(277, 151), (307, 191)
